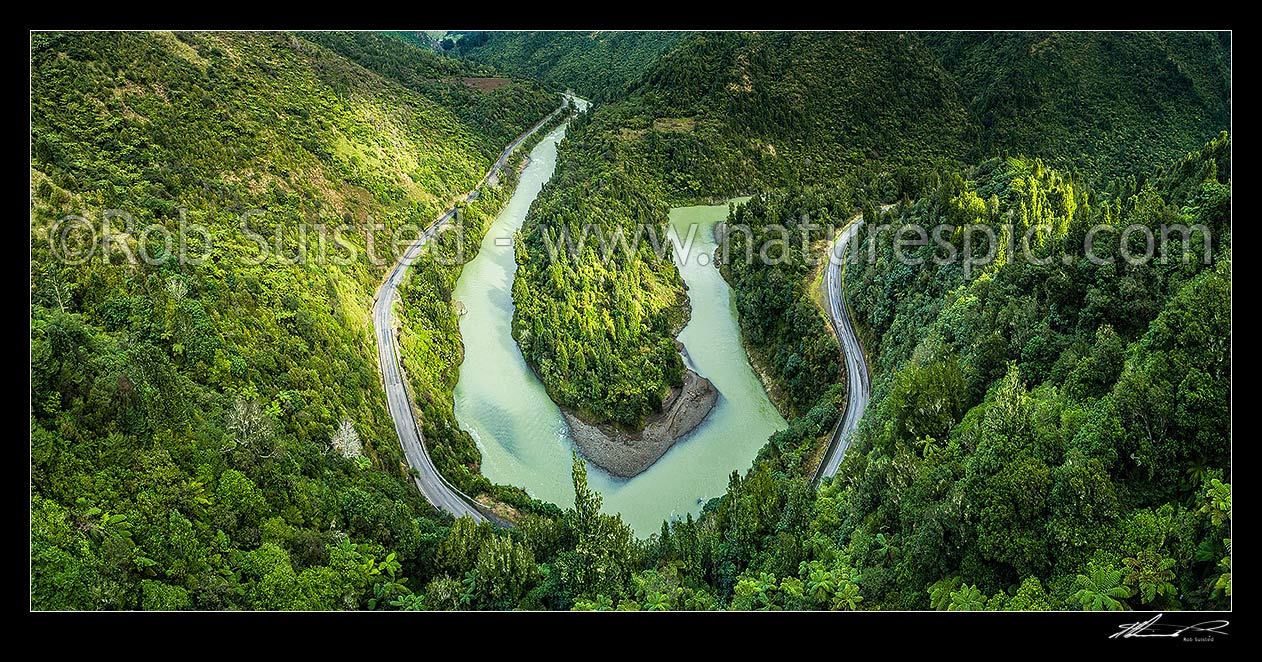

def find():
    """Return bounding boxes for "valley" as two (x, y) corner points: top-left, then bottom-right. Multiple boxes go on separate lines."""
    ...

(30, 29), (1232, 613)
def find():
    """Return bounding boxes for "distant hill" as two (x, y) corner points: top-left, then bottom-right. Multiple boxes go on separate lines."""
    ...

(610, 31), (975, 198)
(461, 31), (1232, 183)
(921, 31), (1232, 180)
(452, 31), (689, 101)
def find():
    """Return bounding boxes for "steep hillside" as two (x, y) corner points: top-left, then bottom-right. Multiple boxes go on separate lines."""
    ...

(30, 31), (554, 609)
(639, 134), (1231, 611)
(302, 31), (556, 159)
(616, 31), (973, 198)
(831, 134), (1231, 609)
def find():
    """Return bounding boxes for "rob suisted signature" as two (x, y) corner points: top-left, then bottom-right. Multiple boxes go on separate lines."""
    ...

(1110, 613), (1229, 640)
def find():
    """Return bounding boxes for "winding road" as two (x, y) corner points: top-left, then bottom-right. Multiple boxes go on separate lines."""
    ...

(814, 213), (875, 482)
(373, 96), (574, 522)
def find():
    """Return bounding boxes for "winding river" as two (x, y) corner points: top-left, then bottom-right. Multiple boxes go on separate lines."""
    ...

(451, 124), (785, 535)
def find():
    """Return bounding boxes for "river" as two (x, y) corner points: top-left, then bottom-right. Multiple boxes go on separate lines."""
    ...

(451, 126), (786, 535)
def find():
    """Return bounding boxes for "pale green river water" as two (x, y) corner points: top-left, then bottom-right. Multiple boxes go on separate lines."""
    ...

(451, 123), (785, 535)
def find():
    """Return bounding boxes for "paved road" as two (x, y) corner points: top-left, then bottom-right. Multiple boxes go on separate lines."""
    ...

(372, 96), (574, 521)
(814, 213), (874, 482)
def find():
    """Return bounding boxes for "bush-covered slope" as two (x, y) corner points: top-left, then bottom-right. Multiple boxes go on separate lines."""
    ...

(656, 134), (1230, 610)
(302, 31), (556, 160)
(30, 30), (554, 609)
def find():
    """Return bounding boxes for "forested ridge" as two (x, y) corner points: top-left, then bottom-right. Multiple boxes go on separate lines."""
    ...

(31, 30), (1231, 611)
(511, 108), (690, 429)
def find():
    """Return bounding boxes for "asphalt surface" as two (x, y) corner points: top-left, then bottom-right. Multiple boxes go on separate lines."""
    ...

(814, 214), (874, 482)
(372, 97), (573, 521)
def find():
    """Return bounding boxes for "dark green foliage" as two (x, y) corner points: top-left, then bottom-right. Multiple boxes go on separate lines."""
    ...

(720, 189), (848, 418)
(511, 109), (689, 428)
(922, 31), (1231, 181)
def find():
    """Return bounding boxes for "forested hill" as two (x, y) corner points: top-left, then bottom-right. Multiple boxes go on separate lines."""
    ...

(460, 31), (1232, 190)
(30, 31), (554, 609)
(920, 31), (1232, 181)
(450, 31), (689, 102)
(614, 31), (974, 197)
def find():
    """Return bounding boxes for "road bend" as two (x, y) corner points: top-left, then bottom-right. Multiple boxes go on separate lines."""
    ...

(372, 96), (575, 522)
(814, 212), (875, 482)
